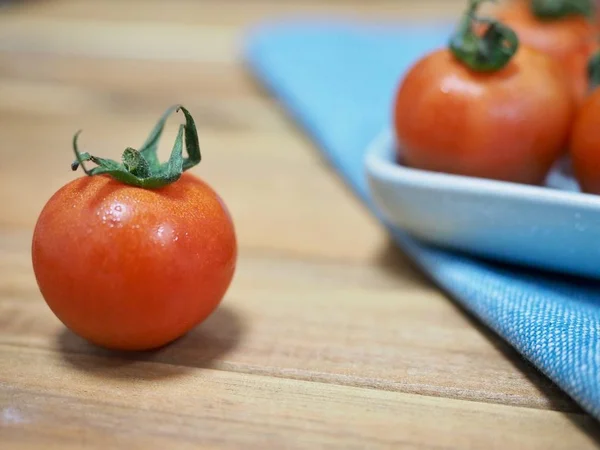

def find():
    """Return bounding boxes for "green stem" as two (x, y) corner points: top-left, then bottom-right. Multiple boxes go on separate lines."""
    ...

(588, 50), (600, 92)
(449, 0), (519, 72)
(71, 105), (201, 189)
(530, 0), (594, 20)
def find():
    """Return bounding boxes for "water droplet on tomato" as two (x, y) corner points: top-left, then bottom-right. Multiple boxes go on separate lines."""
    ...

(99, 203), (129, 228)
(155, 223), (175, 246)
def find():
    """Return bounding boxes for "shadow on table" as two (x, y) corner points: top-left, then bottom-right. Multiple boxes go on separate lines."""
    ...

(57, 304), (246, 380)
(377, 239), (600, 444)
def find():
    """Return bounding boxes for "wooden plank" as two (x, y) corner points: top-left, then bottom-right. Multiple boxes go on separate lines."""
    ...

(0, 345), (598, 450)
(0, 78), (285, 131)
(0, 53), (266, 98)
(0, 17), (239, 62)
(0, 231), (584, 413)
(4, 0), (467, 26)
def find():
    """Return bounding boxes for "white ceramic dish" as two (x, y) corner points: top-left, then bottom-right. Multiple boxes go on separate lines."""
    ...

(365, 129), (600, 279)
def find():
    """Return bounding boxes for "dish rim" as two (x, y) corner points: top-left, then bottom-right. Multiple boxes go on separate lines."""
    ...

(364, 128), (600, 211)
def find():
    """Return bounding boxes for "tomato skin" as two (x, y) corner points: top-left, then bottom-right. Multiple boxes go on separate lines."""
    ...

(393, 46), (574, 185)
(570, 88), (600, 194)
(493, 0), (597, 104)
(32, 172), (237, 351)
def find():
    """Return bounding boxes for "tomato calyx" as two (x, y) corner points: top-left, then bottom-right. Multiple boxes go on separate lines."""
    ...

(71, 105), (201, 189)
(449, 0), (519, 72)
(530, 0), (595, 20)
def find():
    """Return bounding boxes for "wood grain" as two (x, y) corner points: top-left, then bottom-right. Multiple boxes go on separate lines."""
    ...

(1, 346), (598, 450)
(4, 0), (467, 25)
(1, 0), (598, 448)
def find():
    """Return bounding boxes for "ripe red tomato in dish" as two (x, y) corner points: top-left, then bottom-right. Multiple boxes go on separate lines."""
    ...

(492, 0), (598, 104)
(31, 106), (237, 351)
(570, 77), (600, 194)
(393, 1), (575, 185)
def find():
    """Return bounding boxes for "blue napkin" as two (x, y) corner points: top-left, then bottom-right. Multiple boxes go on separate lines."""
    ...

(243, 20), (600, 420)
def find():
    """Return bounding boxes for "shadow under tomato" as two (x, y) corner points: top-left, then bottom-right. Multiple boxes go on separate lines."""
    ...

(376, 238), (600, 444)
(57, 304), (246, 380)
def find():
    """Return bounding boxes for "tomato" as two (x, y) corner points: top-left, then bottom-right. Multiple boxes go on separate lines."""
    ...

(492, 0), (598, 104)
(31, 106), (237, 351)
(393, 1), (575, 185)
(570, 87), (600, 194)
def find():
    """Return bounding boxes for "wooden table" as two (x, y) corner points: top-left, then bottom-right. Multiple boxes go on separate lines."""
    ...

(1, 1), (599, 448)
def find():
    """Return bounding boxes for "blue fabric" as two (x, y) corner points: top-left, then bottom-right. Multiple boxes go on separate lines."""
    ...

(242, 20), (600, 420)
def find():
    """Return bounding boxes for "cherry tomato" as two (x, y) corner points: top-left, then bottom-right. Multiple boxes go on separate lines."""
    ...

(492, 0), (598, 104)
(393, 1), (575, 185)
(570, 87), (600, 193)
(32, 106), (237, 351)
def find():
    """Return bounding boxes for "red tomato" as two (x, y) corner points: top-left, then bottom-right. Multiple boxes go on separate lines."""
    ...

(32, 107), (237, 351)
(492, 0), (598, 104)
(570, 88), (600, 194)
(393, 42), (574, 184)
